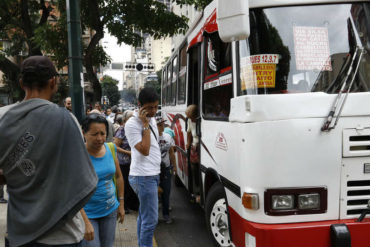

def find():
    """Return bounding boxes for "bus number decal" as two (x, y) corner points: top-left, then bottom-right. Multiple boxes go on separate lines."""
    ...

(240, 54), (278, 90)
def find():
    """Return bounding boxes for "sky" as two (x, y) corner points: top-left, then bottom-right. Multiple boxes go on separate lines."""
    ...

(101, 30), (131, 90)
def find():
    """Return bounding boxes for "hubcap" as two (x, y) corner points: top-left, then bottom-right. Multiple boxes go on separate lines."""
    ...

(209, 198), (231, 246)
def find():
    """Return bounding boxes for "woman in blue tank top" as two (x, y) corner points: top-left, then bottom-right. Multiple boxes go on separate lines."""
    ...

(81, 113), (125, 247)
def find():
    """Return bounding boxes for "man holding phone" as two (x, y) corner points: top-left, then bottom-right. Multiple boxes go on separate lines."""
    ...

(125, 87), (161, 247)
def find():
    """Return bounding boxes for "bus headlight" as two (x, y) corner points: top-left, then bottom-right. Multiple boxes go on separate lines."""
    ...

(298, 193), (320, 210)
(264, 187), (327, 215)
(272, 195), (294, 210)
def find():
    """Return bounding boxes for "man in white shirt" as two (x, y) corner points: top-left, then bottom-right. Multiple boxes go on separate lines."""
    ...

(125, 87), (161, 247)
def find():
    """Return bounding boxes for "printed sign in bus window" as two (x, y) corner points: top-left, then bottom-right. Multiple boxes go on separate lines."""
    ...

(240, 54), (279, 90)
(293, 26), (332, 71)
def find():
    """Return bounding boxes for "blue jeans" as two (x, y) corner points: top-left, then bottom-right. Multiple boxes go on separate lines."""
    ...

(129, 175), (160, 247)
(159, 167), (172, 217)
(81, 210), (117, 247)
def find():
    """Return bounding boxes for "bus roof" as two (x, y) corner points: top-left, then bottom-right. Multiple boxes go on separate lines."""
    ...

(249, 0), (368, 8)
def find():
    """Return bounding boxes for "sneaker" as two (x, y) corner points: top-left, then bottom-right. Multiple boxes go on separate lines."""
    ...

(163, 215), (173, 224)
(0, 198), (7, 203)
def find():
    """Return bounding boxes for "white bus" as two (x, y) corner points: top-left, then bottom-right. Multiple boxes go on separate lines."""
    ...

(161, 0), (370, 246)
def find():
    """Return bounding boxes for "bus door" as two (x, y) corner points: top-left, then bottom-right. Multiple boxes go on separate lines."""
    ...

(187, 44), (202, 194)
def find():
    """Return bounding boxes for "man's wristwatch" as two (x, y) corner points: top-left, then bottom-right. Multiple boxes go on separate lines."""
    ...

(143, 126), (150, 131)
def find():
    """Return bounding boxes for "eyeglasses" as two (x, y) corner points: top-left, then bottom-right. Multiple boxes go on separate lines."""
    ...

(86, 113), (106, 121)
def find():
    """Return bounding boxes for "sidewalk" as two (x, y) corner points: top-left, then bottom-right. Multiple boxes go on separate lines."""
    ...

(0, 188), (140, 247)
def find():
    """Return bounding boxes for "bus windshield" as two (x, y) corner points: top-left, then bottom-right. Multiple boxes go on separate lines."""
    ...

(238, 3), (370, 95)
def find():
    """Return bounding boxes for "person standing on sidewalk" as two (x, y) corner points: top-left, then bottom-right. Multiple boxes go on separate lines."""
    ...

(0, 56), (98, 247)
(114, 110), (139, 214)
(81, 114), (125, 247)
(156, 117), (176, 224)
(125, 88), (161, 247)
(64, 96), (72, 112)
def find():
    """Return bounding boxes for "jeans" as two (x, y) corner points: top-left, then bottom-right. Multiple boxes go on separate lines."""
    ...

(81, 210), (117, 247)
(159, 167), (172, 217)
(129, 175), (160, 247)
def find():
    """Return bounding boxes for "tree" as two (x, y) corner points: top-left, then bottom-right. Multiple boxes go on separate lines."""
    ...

(101, 75), (120, 107)
(0, 0), (212, 102)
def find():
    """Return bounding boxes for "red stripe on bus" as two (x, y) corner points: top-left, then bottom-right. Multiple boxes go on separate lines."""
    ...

(205, 72), (219, 82)
(228, 206), (370, 247)
(167, 113), (188, 176)
(188, 9), (218, 51)
(220, 66), (232, 74)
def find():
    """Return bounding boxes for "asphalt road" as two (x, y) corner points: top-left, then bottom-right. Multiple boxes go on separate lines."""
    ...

(155, 178), (215, 247)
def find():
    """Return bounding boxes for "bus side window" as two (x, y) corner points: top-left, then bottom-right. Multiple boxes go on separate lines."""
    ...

(166, 63), (172, 106)
(172, 56), (178, 106)
(162, 69), (167, 106)
(178, 44), (187, 105)
(203, 32), (233, 120)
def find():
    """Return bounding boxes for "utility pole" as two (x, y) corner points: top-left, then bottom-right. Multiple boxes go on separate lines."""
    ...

(66, 0), (85, 122)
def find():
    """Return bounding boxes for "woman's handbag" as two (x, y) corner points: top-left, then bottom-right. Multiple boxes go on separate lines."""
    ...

(107, 142), (119, 198)
(190, 145), (199, 164)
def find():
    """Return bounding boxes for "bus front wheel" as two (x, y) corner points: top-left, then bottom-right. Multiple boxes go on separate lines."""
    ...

(205, 182), (232, 247)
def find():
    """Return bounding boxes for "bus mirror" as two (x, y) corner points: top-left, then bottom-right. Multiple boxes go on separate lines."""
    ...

(217, 0), (250, 42)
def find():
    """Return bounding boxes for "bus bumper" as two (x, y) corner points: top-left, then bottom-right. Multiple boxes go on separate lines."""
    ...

(228, 207), (370, 247)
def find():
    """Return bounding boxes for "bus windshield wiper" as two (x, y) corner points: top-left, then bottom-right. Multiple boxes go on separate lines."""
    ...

(321, 18), (364, 132)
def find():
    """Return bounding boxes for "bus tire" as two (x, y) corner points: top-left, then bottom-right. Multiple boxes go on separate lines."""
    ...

(205, 182), (231, 247)
(174, 173), (182, 187)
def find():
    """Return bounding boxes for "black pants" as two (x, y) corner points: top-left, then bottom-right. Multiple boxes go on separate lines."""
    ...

(0, 185), (4, 199)
(120, 165), (139, 210)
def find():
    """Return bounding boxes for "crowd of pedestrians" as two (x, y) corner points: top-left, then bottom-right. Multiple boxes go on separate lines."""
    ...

(0, 55), (180, 247)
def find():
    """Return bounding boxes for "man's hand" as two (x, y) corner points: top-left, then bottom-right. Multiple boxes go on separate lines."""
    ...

(138, 107), (150, 126)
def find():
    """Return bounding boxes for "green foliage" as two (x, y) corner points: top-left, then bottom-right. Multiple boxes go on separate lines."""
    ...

(101, 75), (120, 106)
(156, 69), (162, 85)
(174, 0), (212, 9)
(51, 76), (69, 105)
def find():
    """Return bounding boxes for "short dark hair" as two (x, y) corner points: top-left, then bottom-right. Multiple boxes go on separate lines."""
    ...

(81, 113), (109, 136)
(21, 56), (58, 90)
(138, 87), (159, 105)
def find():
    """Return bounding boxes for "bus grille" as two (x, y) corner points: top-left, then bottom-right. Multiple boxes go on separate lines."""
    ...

(347, 180), (370, 215)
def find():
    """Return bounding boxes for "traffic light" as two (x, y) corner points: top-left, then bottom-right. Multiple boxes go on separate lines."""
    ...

(125, 62), (155, 71)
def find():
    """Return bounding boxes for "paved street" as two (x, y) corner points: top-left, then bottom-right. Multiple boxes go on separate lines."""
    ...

(155, 179), (214, 247)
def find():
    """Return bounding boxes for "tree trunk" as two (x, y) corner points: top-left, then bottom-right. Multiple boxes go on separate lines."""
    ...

(83, 0), (104, 103)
